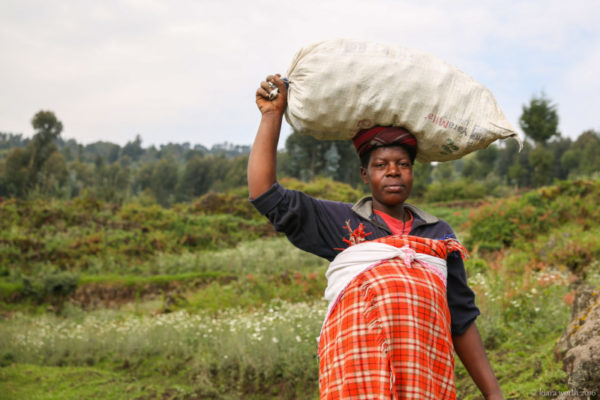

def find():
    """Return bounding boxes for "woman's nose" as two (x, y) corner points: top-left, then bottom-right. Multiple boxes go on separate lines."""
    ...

(386, 164), (399, 175)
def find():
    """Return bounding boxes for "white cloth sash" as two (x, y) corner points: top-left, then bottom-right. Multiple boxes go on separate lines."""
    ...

(324, 242), (448, 317)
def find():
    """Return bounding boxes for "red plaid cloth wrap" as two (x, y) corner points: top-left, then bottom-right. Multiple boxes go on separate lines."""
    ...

(318, 235), (468, 400)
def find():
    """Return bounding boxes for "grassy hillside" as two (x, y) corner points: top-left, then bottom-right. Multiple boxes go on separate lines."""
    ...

(1, 178), (599, 399)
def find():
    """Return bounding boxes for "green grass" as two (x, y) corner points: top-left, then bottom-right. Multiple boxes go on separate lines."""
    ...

(0, 363), (199, 400)
(419, 203), (473, 237)
(0, 301), (324, 399)
(2, 179), (598, 398)
(456, 254), (571, 399)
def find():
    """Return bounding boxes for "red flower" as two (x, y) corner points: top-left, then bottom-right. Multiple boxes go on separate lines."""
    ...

(336, 221), (372, 250)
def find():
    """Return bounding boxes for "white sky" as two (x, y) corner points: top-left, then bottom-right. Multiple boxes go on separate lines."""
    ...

(1, 0), (599, 148)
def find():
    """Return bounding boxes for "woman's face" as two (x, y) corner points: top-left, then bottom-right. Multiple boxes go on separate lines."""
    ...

(361, 146), (413, 211)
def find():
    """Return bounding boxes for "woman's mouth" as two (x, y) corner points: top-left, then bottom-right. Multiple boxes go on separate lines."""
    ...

(384, 185), (404, 192)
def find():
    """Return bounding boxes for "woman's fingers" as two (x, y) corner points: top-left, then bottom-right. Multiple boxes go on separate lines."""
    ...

(256, 86), (270, 99)
(259, 77), (282, 100)
(256, 73), (286, 113)
(260, 80), (272, 92)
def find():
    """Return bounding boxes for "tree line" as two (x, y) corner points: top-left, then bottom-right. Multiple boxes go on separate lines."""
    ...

(1, 94), (599, 206)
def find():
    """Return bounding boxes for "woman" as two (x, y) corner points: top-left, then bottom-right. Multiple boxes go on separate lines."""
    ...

(248, 74), (504, 400)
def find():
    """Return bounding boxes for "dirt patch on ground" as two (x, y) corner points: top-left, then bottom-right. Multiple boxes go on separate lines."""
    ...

(70, 282), (179, 309)
(69, 274), (238, 309)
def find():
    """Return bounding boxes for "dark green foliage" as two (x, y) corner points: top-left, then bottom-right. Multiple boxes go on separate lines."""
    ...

(507, 141), (532, 187)
(2, 100), (599, 206)
(561, 130), (600, 178)
(278, 176), (366, 203)
(0, 194), (277, 275)
(2, 147), (31, 197)
(31, 111), (63, 144)
(121, 134), (144, 162)
(21, 270), (79, 304)
(150, 158), (178, 206)
(424, 179), (487, 203)
(528, 146), (555, 187)
(280, 131), (363, 187)
(1, 110), (67, 197)
(519, 93), (560, 144)
(192, 191), (260, 219)
(2, 179), (595, 399)
(411, 161), (432, 198)
(93, 162), (131, 203)
(466, 178), (600, 251)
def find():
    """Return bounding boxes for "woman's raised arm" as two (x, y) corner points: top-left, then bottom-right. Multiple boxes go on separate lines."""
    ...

(247, 74), (288, 199)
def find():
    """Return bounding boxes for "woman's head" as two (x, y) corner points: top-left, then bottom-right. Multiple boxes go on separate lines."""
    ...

(353, 126), (417, 167)
(360, 145), (413, 211)
(353, 127), (417, 213)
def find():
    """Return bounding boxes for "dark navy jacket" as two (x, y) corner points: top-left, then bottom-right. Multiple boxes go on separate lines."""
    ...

(251, 182), (480, 335)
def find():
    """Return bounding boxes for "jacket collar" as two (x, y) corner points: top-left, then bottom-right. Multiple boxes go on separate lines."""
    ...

(352, 196), (439, 231)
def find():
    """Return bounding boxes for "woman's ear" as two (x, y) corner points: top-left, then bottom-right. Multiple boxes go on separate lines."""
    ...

(360, 166), (369, 185)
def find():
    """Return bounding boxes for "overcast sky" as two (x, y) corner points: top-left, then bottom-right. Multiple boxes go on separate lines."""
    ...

(1, 0), (599, 149)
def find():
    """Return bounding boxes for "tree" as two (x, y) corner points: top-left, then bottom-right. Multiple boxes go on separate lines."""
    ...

(85, 141), (122, 164)
(0, 160), (6, 197)
(31, 110), (63, 143)
(176, 156), (205, 202)
(547, 136), (572, 180)
(122, 134), (144, 162)
(519, 93), (560, 145)
(205, 155), (233, 192)
(94, 161), (131, 203)
(324, 144), (341, 178)
(134, 162), (155, 194)
(461, 144), (501, 181)
(411, 162), (432, 198)
(281, 131), (362, 186)
(2, 110), (65, 197)
(561, 130), (600, 177)
(283, 132), (324, 181)
(222, 155), (249, 190)
(528, 146), (554, 187)
(3, 147), (30, 196)
(66, 160), (94, 197)
(431, 161), (457, 182)
(150, 157), (178, 206)
(507, 141), (532, 187)
(28, 111), (64, 185)
(496, 139), (522, 183)
(0, 132), (29, 150)
(38, 151), (68, 196)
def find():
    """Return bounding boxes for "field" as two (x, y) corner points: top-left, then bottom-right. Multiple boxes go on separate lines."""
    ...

(1, 178), (599, 399)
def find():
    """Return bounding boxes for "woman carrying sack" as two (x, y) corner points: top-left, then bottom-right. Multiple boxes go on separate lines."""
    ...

(248, 74), (504, 400)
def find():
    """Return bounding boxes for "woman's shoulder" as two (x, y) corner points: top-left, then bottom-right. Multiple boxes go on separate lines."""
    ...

(404, 203), (440, 225)
(405, 204), (457, 239)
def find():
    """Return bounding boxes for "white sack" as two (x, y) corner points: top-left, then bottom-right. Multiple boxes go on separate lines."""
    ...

(284, 38), (522, 162)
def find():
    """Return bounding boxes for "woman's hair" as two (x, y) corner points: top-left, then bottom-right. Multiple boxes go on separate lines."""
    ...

(360, 143), (416, 168)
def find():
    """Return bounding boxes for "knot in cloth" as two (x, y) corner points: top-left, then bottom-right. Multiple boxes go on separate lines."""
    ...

(398, 245), (416, 267)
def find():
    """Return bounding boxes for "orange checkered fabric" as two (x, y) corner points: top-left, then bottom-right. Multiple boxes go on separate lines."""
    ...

(318, 235), (467, 399)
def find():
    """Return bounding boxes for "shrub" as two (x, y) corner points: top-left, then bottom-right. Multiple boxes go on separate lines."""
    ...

(536, 226), (600, 277)
(465, 179), (600, 251)
(279, 176), (366, 203)
(192, 191), (261, 219)
(424, 179), (487, 203)
(20, 270), (79, 305)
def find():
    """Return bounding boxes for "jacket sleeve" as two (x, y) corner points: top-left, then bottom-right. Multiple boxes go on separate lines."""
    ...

(446, 251), (480, 335)
(250, 182), (349, 261)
